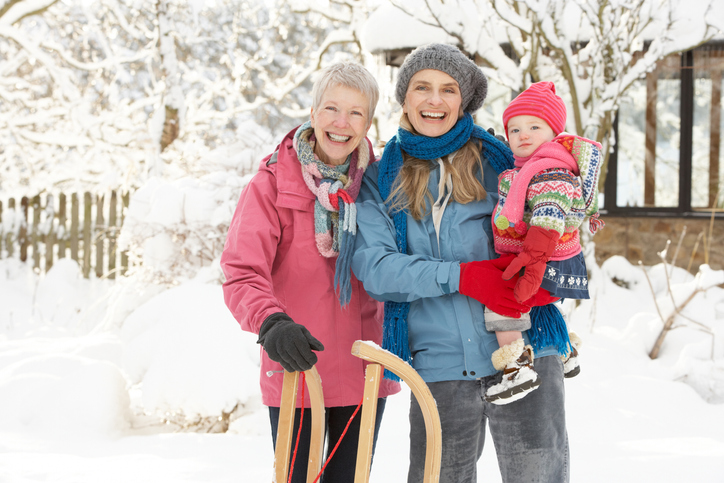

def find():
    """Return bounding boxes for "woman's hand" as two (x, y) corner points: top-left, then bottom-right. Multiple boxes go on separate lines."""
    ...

(257, 313), (325, 372)
(459, 255), (530, 318)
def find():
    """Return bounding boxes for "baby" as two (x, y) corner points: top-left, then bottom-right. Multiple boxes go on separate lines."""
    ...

(485, 81), (604, 404)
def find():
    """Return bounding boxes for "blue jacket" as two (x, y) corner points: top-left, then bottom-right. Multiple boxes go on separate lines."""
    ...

(352, 156), (558, 383)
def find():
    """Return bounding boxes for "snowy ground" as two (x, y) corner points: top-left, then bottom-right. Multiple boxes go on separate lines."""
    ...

(1, 254), (724, 482)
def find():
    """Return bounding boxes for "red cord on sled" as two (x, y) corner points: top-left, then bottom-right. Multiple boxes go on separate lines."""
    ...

(287, 372), (306, 483)
(287, 371), (365, 483)
(312, 396), (363, 483)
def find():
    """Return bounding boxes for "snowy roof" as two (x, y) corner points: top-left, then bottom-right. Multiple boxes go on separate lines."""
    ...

(361, 4), (458, 53)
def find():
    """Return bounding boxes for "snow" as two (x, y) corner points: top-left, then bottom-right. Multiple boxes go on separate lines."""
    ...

(1, 250), (724, 482)
(2, 0), (724, 481)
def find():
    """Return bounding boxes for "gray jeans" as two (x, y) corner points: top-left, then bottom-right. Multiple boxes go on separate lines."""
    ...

(408, 356), (569, 483)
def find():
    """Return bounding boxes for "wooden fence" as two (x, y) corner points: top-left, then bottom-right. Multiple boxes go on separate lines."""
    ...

(0, 191), (130, 279)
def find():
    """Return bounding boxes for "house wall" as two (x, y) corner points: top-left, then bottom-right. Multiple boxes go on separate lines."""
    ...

(593, 215), (724, 272)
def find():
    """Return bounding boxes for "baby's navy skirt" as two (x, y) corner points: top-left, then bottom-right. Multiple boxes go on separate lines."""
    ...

(540, 251), (590, 299)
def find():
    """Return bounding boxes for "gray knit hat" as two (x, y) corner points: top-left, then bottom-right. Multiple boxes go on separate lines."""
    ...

(395, 43), (488, 114)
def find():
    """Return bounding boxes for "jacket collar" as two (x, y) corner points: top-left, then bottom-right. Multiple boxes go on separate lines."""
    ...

(267, 126), (315, 212)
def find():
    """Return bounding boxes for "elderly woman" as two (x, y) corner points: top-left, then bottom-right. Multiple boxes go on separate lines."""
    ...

(221, 62), (399, 483)
(352, 44), (570, 482)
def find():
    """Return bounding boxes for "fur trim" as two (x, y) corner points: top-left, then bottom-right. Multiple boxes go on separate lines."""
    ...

(560, 332), (582, 362)
(525, 344), (535, 362)
(569, 332), (582, 349)
(491, 339), (525, 371)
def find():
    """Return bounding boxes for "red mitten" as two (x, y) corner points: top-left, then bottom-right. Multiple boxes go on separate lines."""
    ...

(501, 226), (560, 303)
(459, 255), (530, 318)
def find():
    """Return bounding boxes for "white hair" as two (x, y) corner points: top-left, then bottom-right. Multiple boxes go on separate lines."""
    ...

(311, 62), (380, 121)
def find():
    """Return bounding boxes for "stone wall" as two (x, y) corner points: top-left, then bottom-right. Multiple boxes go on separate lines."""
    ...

(593, 215), (724, 272)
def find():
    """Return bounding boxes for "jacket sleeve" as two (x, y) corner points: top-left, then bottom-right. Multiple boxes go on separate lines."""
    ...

(221, 167), (284, 335)
(351, 168), (460, 303)
(526, 169), (579, 235)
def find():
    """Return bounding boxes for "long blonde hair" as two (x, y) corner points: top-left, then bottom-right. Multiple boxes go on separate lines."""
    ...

(386, 113), (488, 220)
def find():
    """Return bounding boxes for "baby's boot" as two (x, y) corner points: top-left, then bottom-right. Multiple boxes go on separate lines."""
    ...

(485, 339), (541, 405)
(561, 332), (582, 378)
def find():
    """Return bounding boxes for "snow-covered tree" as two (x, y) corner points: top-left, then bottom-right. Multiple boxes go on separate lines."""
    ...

(0, 0), (371, 197)
(0, 0), (158, 196)
(385, 0), (723, 183)
(288, 0), (400, 141)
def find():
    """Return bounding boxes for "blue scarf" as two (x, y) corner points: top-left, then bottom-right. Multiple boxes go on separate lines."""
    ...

(377, 113), (516, 379)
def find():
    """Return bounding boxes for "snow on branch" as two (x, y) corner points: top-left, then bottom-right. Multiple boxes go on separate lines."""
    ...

(0, 24), (79, 100)
(0, 0), (57, 26)
(41, 39), (151, 71)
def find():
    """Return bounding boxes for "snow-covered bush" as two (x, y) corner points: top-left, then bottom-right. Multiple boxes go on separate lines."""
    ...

(0, 352), (131, 436)
(572, 255), (724, 403)
(120, 281), (260, 432)
(117, 119), (274, 285)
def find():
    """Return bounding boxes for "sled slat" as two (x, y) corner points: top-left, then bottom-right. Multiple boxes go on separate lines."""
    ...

(273, 367), (325, 483)
(353, 363), (382, 483)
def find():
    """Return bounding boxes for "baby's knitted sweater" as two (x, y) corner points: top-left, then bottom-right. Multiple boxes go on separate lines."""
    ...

(493, 165), (585, 261)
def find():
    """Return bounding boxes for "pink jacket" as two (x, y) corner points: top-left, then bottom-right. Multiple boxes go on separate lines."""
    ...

(221, 127), (400, 407)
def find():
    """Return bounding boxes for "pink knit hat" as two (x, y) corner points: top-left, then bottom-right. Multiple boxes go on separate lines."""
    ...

(503, 81), (567, 139)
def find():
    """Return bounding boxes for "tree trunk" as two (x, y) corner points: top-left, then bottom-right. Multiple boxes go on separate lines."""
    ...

(161, 106), (179, 152)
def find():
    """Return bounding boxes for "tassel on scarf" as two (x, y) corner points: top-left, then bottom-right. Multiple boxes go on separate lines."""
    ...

(527, 304), (572, 356)
(333, 201), (356, 305)
(588, 213), (605, 234)
(381, 301), (411, 382)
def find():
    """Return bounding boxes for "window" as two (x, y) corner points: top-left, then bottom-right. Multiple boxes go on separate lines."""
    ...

(692, 46), (723, 209)
(605, 42), (724, 216)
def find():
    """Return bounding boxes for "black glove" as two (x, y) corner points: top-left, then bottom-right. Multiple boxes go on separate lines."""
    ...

(257, 313), (324, 372)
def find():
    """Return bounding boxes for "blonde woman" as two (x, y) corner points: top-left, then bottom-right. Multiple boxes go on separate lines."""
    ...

(352, 44), (570, 482)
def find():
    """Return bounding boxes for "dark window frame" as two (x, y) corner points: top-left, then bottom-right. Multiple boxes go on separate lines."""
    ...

(603, 42), (724, 219)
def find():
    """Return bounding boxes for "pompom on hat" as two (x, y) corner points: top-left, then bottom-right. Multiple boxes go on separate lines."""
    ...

(503, 81), (567, 138)
(395, 43), (488, 114)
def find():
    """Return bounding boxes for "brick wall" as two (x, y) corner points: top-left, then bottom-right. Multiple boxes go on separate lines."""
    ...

(593, 215), (724, 272)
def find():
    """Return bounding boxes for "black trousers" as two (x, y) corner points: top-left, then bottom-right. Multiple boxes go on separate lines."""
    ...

(269, 398), (387, 483)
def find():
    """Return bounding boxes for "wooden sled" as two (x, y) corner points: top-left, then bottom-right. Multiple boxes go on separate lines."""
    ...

(273, 341), (442, 483)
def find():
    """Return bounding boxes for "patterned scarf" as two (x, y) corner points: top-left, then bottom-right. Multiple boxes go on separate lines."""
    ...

(377, 113), (515, 376)
(293, 121), (371, 306)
